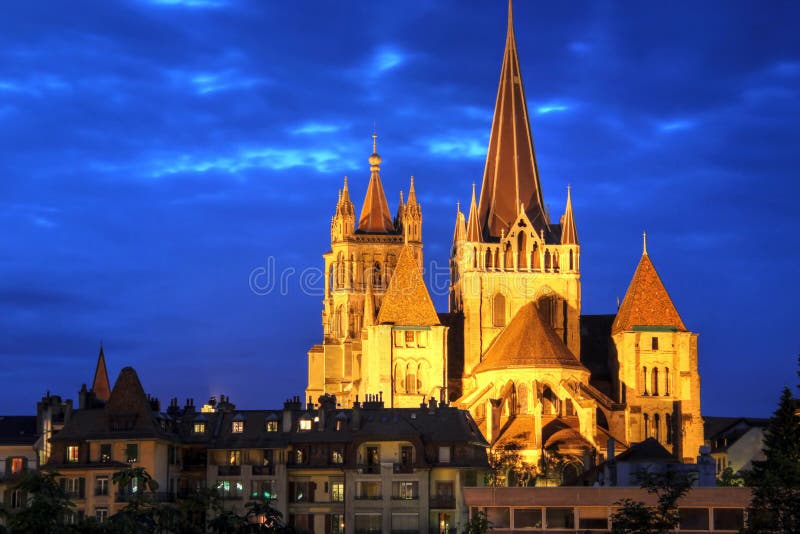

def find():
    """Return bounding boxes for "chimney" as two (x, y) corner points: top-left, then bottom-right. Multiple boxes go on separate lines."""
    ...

(352, 396), (361, 431)
(283, 396), (301, 432)
(78, 384), (89, 410)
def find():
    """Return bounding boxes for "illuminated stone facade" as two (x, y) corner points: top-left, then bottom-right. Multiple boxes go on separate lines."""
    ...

(307, 1), (704, 473)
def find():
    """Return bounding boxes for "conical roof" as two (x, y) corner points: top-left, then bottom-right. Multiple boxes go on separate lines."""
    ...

(477, 0), (549, 239)
(466, 183), (482, 242)
(474, 301), (586, 373)
(357, 134), (394, 233)
(92, 345), (111, 402)
(612, 251), (687, 334)
(376, 246), (439, 326)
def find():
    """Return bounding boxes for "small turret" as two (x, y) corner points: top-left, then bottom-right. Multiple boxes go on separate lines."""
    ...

(466, 183), (481, 242)
(401, 176), (422, 242)
(452, 202), (466, 246)
(331, 176), (355, 243)
(560, 185), (578, 245)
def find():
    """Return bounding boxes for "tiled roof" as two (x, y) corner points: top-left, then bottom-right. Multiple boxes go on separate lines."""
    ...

(376, 246), (439, 326)
(474, 301), (586, 373)
(612, 253), (687, 334)
(614, 437), (677, 463)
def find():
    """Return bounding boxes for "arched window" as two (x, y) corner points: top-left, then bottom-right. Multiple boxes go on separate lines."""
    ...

(504, 243), (513, 270)
(643, 413), (650, 438)
(654, 414), (661, 441)
(472, 247), (477, 269)
(642, 366), (648, 395)
(334, 306), (344, 338)
(372, 261), (382, 288)
(553, 251), (560, 272)
(569, 249), (574, 271)
(492, 293), (507, 327)
(664, 368), (670, 395)
(532, 243), (540, 270)
(652, 367), (660, 396)
(517, 232), (527, 269)
(544, 250), (551, 271)
(485, 249), (492, 270)
(517, 384), (528, 414)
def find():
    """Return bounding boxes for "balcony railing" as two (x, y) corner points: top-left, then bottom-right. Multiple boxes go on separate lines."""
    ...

(357, 464), (380, 474)
(354, 494), (383, 500)
(429, 495), (456, 509)
(217, 465), (241, 476)
(252, 465), (275, 476)
(391, 495), (419, 501)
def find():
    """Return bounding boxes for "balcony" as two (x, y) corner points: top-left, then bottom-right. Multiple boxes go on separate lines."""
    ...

(252, 465), (275, 476)
(354, 494), (383, 501)
(181, 463), (206, 472)
(116, 491), (175, 503)
(357, 464), (381, 474)
(429, 495), (456, 509)
(217, 465), (241, 476)
(393, 463), (414, 474)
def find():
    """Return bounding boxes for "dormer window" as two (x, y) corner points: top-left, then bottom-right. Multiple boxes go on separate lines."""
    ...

(266, 420), (278, 432)
(67, 445), (79, 463)
(299, 418), (312, 431)
(193, 422), (206, 434)
(232, 421), (244, 433)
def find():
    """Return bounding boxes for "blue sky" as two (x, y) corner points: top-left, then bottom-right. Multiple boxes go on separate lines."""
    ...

(1, 0), (798, 416)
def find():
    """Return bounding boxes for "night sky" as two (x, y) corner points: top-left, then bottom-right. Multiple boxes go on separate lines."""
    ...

(1, 1), (798, 417)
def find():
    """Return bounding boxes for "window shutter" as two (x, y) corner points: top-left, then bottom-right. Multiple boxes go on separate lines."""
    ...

(79, 478), (86, 499)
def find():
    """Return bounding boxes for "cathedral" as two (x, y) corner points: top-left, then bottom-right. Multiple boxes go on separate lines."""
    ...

(306, 1), (704, 475)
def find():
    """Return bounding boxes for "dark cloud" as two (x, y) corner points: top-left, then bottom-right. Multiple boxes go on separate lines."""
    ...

(0, 0), (797, 416)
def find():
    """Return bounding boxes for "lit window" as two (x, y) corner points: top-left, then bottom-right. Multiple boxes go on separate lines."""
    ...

(228, 450), (241, 466)
(216, 480), (243, 499)
(10, 457), (24, 474)
(331, 449), (344, 464)
(232, 421), (244, 433)
(126, 443), (138, 463)
(331, 481), (344, 502)
(295, 449), (305, 464)
(299, 418), (312, 431)
(67, 445), (79, 463)
(266, 420), (278, 432)
(393, 480), (418, 500)
(194, 422), (206, 433)
(100, 443), (111, 462)
(251, 479), (277, 500)
(438, 446), (451, 464)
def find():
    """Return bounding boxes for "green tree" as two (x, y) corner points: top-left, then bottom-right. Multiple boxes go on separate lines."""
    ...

(0, 470), (76, 534)
(463, 510), (491, 534)
(106, 466), (164, 533)
(744, 358), (800, 534)
(716, 466), (745, 487)
(610, 468), (694, 534)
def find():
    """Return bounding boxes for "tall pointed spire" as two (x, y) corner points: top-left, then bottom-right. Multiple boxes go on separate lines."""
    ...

(92, 344), (111, 403)
(407, 176), (418, 206)
(477, 0), (548, 239)
(357, 133), (395, 233)
(466, 182), (482, 242)
(560, 186), (578, 245)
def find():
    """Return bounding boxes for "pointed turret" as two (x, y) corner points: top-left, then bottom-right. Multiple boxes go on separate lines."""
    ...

(612, 243), (687, 334)
(395, 190), (405, 230)
(560, 186), (578, 245)
(466, 183), (482, 242)
(477, 0), (549, 239)
(377, 246), (439, 326)
(401, 176), (422, 242)
(452, 202), (467, 245)
(91, 344), (111, 403)
(332, 176), (355, 242)
(407, 176), (418, 207)
(357, 134), (394, 233)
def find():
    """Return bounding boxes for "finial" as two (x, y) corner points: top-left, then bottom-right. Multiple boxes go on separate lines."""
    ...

(399, 190), (404, 205)
(456, 201), (461, 213)
(368, 132), (381, 170)
(642, 231), (648, 255)
(343, 175), (348, 188)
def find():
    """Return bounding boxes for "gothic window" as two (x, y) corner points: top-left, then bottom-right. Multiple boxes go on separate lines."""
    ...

(485, 249), (492, 270)
(651, 336), (659, 350)
(643, 413), (650, 438)
(492, 293), (507, 327)
(532, 243), (540, 270)
(666, 414), (673, 444)
(665, 368), (670, 395)
(553, 251), (559, 272)
(517, 384), (528, 414)
(569, 249), (574, 271)
(652, 367), (660, 396)
(544, 249), (551, 271)
(334, 306), (344, 338)
(472, 247), (478, 269)
(517, 232), (527, 269)
(504, 243), (513, 270)
(654, 414), (661, 442)
(405, 363), (418, 394)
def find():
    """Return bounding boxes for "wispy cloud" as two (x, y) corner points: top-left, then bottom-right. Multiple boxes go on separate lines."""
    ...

(165, 69), (267, 95)
(291, 122), (342, 135)
(657, 119), (695, 132)
(0, 75), (71, 96)
(373, 47), (405, 73)
(426, 137), (486, 159)
(535, 103), (570, 115)
(142, 0), (228, 8)
(146, 146), (355, 177)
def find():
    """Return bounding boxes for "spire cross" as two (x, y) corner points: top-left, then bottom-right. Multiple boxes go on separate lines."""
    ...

(372, 132), (377, 154)
(643, 231), (648, 255)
